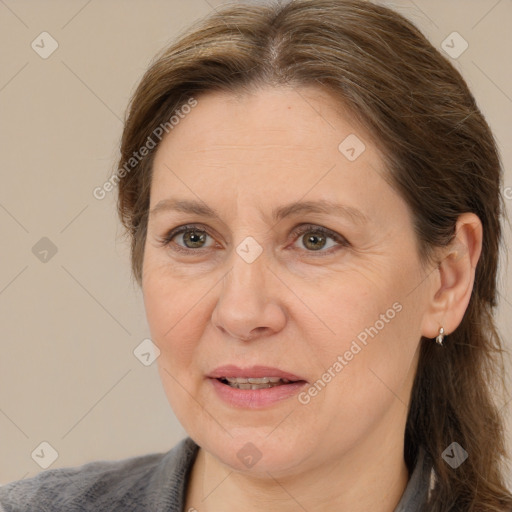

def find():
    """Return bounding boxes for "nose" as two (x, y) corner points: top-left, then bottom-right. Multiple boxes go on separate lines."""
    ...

(211, 243), (287, 341)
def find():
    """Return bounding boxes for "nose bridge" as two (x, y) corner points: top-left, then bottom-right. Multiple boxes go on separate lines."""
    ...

(211, 232), (286, 340)
(225, 233), (268, 300)
(223, 199), (270, 294)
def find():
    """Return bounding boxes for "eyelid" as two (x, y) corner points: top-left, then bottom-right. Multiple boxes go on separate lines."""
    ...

(288, 224), (350, 255)
(157, 223), (218, 252)
(289, 224), (348, 244)
(158, 223), (350, 255)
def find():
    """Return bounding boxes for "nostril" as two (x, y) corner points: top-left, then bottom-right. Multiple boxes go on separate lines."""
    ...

(240, 327), (268, 341)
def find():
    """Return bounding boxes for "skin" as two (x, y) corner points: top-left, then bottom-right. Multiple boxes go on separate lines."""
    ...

(141, 85), (482, 512)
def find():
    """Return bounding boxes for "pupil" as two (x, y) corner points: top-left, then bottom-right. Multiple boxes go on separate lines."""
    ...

(184, 230), (205, 248)
(304, 233), (325, 250)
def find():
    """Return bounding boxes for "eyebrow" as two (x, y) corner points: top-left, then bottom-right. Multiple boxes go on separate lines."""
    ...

(149, 198), (369, 225)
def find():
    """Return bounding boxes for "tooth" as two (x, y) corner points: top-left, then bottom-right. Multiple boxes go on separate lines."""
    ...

(248, 377), (269, 384)
(225, 379), (293, 389)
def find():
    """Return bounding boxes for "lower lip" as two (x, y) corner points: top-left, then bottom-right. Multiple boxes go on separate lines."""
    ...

(209, 378), (308, 409)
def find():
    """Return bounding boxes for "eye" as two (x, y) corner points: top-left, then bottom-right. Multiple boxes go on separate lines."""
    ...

(289, 224), (349, 255)
(157, 224), (216, 253)
(157, 223), (350, 256)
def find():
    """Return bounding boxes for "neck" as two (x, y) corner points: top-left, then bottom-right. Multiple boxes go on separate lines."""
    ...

(185, 433), (409, 512)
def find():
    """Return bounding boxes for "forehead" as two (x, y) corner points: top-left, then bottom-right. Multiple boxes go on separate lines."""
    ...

(149, 85), (405, 228)
(158, 85), (365, 153)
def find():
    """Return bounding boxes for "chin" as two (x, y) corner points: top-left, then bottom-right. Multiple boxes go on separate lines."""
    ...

(191, 424), (322, 478)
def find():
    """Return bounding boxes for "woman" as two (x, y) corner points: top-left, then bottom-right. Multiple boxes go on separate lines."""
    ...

(1, 0), (511, 510)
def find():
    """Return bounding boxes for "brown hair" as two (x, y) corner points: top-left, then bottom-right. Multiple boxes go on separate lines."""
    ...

(116, 0), (512, 509)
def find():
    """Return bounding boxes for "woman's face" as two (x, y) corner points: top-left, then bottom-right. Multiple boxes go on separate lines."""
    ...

(142, 86), (435, 476)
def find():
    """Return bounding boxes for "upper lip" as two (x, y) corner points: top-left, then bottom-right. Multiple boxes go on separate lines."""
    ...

(208, 365), (307, 382)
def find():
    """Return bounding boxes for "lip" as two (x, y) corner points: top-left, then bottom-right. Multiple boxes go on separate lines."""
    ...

(208, 365), (306, 381)
(208, 365), (308, 409)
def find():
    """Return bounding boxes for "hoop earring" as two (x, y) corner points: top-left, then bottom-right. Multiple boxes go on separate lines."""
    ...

(435, 327), (445, 346)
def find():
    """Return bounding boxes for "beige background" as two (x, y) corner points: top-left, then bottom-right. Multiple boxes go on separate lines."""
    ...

(0, 0), (511, 487)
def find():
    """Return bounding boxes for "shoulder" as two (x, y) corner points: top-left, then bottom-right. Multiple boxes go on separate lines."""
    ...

(0, 437), (199, 512)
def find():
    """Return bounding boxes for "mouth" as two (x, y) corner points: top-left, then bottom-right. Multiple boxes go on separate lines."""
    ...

(216, 376), (301, 390)
(207, 365), (308, 408)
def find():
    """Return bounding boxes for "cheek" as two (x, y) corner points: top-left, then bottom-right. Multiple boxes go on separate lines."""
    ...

(311, 274), (396, 354)
(302, 306), (420, 451)
(143, 265), (208, 430)
(325, 293), (421, 416)
(313, 263), (422, 396)
(142, 261), (201, 362)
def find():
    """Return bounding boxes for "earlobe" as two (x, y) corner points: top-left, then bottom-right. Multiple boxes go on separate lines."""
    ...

(420, 213), (483, 341)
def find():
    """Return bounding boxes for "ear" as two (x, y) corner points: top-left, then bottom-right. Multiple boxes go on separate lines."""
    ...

(420, 213), (483, 339)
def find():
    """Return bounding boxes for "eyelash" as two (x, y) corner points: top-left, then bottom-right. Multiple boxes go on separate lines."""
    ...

(157, 223), (350, 257)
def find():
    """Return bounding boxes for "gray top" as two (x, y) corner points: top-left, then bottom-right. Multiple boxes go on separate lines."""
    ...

(0, 437), (432, 511)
